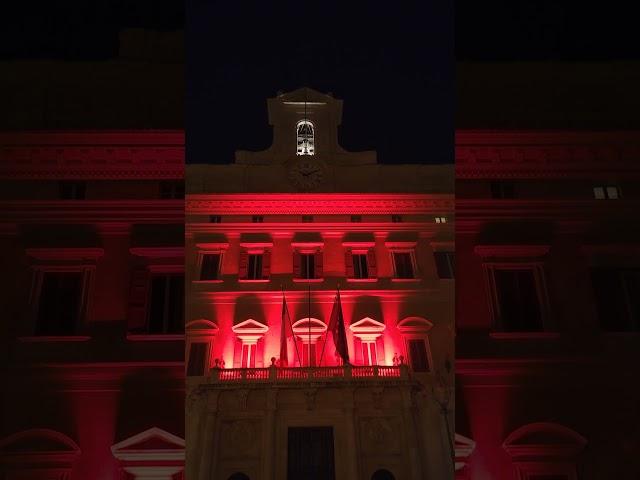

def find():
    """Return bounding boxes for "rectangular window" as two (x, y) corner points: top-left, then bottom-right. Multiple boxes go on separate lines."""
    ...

(252, 215), (264, 223)
(241, 343), (257, 368)
(247, 254), (263, 280)
(490, 181), (515, 199)
(392, 252), (415, 279)
(159, 180), (184, 199)
(591, 267), (640, 332)
(187, 342), (208, 376)
(148, 274), (184, 334)
(302, 215), (314, 223)
(593, 185), (620, 199)
(494, 269), (543, 332)
(301, 343), (317, 367)
(434, 252), (455, 279)
(362, 341), (378, 366)
(300, 254), (315, 279)
(352, 254), (369, 279)
(408, 339), (429, 372)
(391, 214), (403, 223)
(288, 427), (335, 480)
(59, 181), (86, 200)
(200, 253), (221, 280)
(209, 215), (222, 223)
(36, 271), (83, 335)
(351, 215), (362, 222)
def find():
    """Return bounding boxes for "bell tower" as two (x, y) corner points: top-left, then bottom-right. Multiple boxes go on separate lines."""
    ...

(235, 87), (376, 165)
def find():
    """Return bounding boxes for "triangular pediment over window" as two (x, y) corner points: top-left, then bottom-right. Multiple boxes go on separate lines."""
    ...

(111, 427), (184, 462)
(232, 318), (269, 335)
(350, 317), (386, 334)
(455, 433), (476, 471)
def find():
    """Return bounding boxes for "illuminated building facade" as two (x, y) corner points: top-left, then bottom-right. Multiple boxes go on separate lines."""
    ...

(455, 131), (640, 479)
(185, 88), (455, 480)
(0, 131), (186, 479)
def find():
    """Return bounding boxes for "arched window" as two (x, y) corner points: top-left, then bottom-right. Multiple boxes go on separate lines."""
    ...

(296, 120), (315, 155)
(371, 469), (396, 480)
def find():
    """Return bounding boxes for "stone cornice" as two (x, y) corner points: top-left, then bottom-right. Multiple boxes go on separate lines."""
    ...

(186, 222), (452, 236)
(0, 130), (184, 179)
(0, 200), (184, 224)
(456, 130), (640, 179)
(186, 194), (453, 215)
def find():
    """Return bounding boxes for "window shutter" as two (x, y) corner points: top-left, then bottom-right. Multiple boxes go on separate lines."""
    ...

(315, 250), (324, 278)
(127, 267), (150, 332)
(256, 338), (265, 367)
(345, 249), (354, 278)
(367, 249), (377, 278)
(293, 251), (301, 278)
(238, 251), (249, 279)
(261, 250), (271, 279)
(353, 337), (363, 365)
(375, 336), (385, 366)
(233, 338), (242, 368)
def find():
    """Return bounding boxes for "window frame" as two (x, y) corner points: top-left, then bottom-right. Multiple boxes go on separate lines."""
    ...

(390, 250), (418, 280)
(296, 120), (315, 156)
(396, 317), (434, 373)
(197, 251), (223, 282)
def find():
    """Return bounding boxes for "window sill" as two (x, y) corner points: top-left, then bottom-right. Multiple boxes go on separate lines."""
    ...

(391, 278), (421, 283)
(293, 278), (324, 283)
(18, 335), (91, 343)
(192, 279), (224, 284)
(346, 278), (378, 283)
(490, 332), (560, 340)
(127, 334), (184, 342)
(238, 279), (270, 283)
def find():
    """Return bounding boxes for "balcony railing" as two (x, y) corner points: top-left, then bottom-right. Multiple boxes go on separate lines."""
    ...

(209, 364), (409, 383)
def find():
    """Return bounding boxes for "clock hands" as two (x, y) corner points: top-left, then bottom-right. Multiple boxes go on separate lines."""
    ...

(301, 169), (320, 177)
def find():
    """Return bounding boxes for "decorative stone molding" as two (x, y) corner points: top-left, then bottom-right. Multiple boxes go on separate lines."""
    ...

(187, 194), (454, 215)
(292, 318), (327, 343)
(26, 247), (104, 261)
(232, 318), (269, 344)
(474, 245), (550, 259)
(0, 429), (80, 478)
(502, 422), (586, 460)
(455, 433), (476, 472)
(350, 317), (386, 342)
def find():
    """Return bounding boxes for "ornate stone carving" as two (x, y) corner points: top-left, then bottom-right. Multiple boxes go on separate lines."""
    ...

(304, 388), (318, 411)
(371, 387), (384, 410)
(235, 389), (250, 411)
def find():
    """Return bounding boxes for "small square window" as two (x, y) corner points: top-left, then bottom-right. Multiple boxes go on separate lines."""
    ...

(593, 187), (605, 199)
(435, 216), (447, 224)
(606, 186), (619, 199)
(490, 181), (515, 199)
(160, 181), (184, 199)
(252, 216), (264, 223)
(200, 253), (221, 280)
(302, 215), (314, 223)
(392, 215), (403, 223)
(59, 181), (86, 200)
(351, 215), (362, 223)
(209, 215), (222, 223)
(593, 185), (620, 199)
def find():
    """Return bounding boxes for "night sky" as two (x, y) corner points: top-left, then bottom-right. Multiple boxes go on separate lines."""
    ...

(186, 2), (454, 165)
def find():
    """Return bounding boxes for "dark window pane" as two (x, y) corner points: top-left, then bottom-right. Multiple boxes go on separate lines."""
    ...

(288, 427), (335, 480)
(209, 215), (222, 223)
(187, 342), (207, 376)
(494, 269), (542, 332)
(148, 274), (184, 334)
(36, 272), (82, 335)
(302, 215), (314, 223)
(252, 216), (263, 223)
(434, 252), (455, 279)
(59, 181), (86, 200)
(391, 215), (403, 223)
(353, 254), (368, 279)
(201, 254), (221, 280)
(490, 181), (515, 199)
(247, 254), (263, 280)
(301, 254), (315, 279)
(393, 252), (414, 278)
(160, 181), (184, 199)
(591, 268), (640, 332)
(408, 339), (429, 372)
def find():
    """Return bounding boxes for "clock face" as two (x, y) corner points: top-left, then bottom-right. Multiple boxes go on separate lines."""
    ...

(288, 158), (326, 190)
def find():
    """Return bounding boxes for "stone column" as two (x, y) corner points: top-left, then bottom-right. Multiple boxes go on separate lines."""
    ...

(343, 388), (360, 480)
(262, 387), (278, 480)
(198, 391), (220, 480)
(400, 387), (423, 479)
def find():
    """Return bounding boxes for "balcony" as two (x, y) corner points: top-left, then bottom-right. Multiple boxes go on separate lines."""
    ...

(203, 364), (410, 385)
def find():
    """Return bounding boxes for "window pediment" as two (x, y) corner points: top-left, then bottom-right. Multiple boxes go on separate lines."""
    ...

(455, 433), (476, 471)
(232, 319), (269, 335)
(292, 317), (327, 342)
(503, 422), (586, 460)
(397, 317), (433, 333)
(186, 319), (219, 337)
(111, 427), (184, 462)
(350, 317), (385, 341)
(0, 429), (80, 470)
